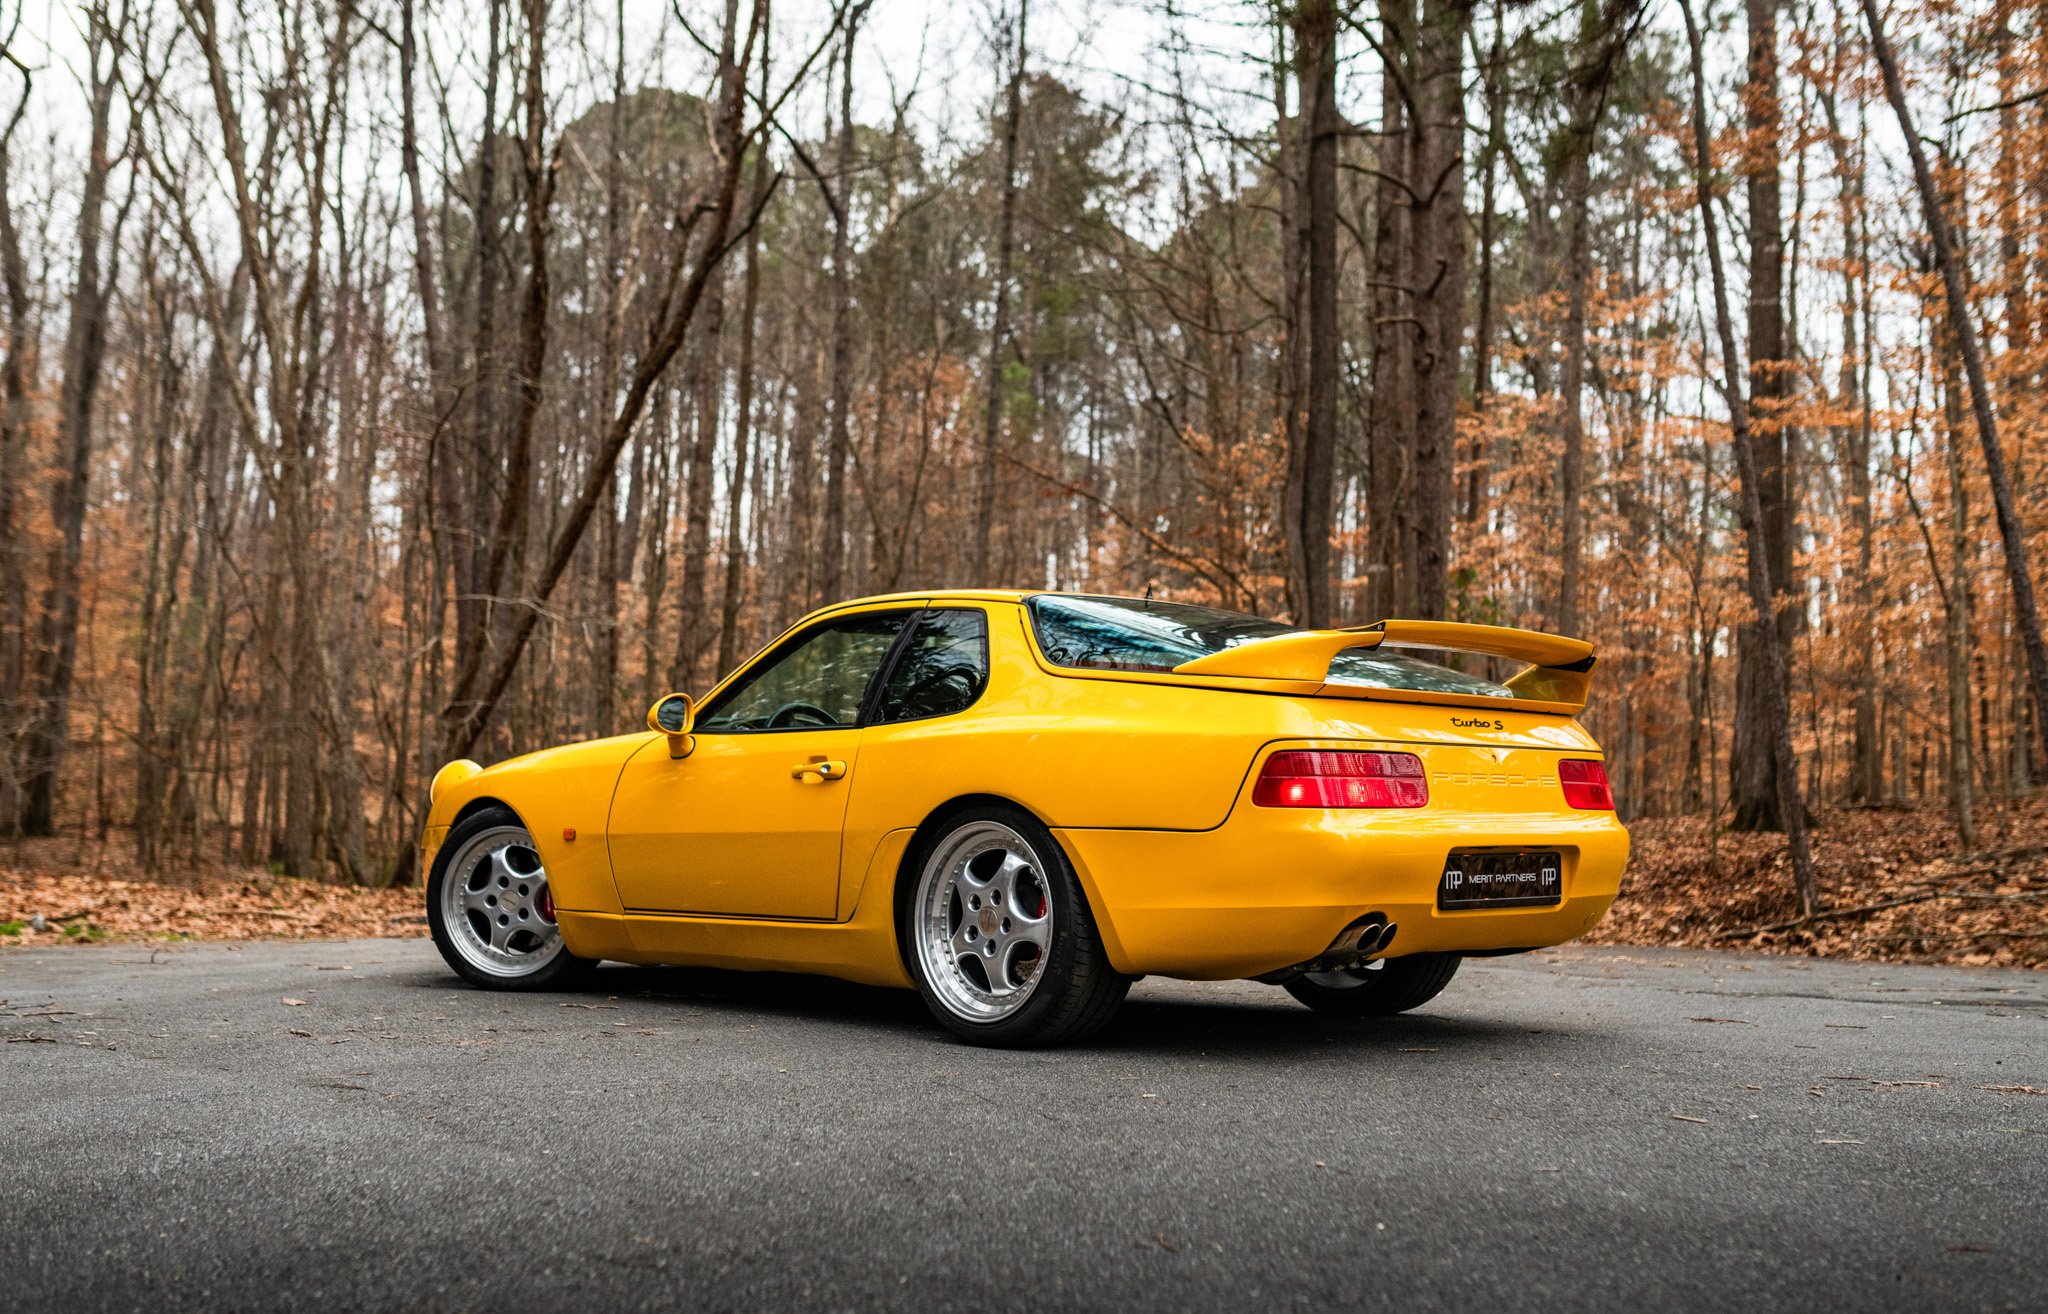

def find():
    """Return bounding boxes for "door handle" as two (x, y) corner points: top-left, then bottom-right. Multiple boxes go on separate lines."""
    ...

(791, 759), (847, 782)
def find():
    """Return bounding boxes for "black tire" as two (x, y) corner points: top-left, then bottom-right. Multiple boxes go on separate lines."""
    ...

(427, 804), (598, 991)
(900, 802), (1131, 1047)
(1282, 952), (1462, 1016)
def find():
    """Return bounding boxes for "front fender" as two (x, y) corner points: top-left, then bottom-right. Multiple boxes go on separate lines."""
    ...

(423, 733), (652, 916)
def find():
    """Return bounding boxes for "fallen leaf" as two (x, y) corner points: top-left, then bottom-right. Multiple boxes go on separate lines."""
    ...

(1689, 1017), (1751, 1024)
(1977, 1084), (2048, 1097)
(1670, 1114), (1709, 1124)
(281, 998), (308, 1007)
(289, 1028), (314, 1037)
(1817, 1138), (1864, 1145)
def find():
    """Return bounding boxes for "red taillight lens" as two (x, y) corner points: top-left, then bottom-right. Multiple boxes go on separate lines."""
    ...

(1558, 758), (1615, 810)
(1253, 751), (1429, 809)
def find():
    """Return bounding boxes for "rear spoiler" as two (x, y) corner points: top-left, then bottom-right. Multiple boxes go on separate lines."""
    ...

(1171, 620), (1597, 715)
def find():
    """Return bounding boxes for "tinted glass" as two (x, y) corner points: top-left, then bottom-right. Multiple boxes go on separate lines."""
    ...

(1028, 595), (1282, 671)
(1324, 648), (1512, 698)
(1025, 594), (1512, 698)
(695, 612), (909, 731)
(876, 610), (989, 723)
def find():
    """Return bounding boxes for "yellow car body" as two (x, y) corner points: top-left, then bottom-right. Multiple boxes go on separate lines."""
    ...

(421, 590), (1629, 997)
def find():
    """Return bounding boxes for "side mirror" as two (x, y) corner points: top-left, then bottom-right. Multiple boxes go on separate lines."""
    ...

(646, 693), (695, 759)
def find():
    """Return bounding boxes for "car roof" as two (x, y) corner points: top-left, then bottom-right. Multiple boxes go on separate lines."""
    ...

(803, 587), (1208, 615)
(790, 589), (1272, 634)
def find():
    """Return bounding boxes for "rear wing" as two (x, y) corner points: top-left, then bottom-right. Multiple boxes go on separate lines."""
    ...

(1171, 620), (1597, 715)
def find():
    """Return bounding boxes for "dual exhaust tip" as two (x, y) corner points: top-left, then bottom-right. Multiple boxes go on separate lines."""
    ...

(1330, 912), (1398, 960)
(1261, 913), (1401, 982)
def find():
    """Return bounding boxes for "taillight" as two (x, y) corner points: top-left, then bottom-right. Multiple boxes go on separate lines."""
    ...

(1558, 759), (1615, 810)
(1253, 751), (1428, 809)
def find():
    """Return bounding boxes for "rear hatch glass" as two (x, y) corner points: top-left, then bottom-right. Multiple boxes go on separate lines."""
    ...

(1026, 594), (1514, 700)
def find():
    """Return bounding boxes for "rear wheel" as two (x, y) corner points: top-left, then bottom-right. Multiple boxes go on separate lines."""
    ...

(1282, 953), (1461, 1016)
(903, 805), (1129, 1047)
(428, 805), (596, 991)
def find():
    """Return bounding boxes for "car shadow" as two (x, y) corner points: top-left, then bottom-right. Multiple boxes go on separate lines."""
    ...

(606, 964), (1557, 1058)
(1095, 992), (1546, 1059)
(401, 962), (1574, 1058)
(590, 962), (934, 1032)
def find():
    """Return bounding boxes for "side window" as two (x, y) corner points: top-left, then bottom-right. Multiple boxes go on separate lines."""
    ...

(875, 610), (989, 724)
(695, 612), (910, 732)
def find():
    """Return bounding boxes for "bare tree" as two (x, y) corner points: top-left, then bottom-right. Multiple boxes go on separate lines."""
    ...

(1859, 0), (2048, 775)
(0, 25), (36, 831)
(442, 0), (834, 756)
(19, 2), (127, 836)
(1285, 0), (1337, 628)
(973, 0), (1027, 586)
(1679, 0), (1816, 915)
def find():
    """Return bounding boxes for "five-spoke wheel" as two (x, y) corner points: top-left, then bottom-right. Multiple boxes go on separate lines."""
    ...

(428, 805), (595, 990)
(916, 820), (1056, 1020)
(904, 805), (1129, 1046)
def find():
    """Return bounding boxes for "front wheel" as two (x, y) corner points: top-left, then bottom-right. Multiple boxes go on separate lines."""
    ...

(1282, 953), (1462, 1016)
(902, 805), (1130, 1047)
(428, 805), (597, 991)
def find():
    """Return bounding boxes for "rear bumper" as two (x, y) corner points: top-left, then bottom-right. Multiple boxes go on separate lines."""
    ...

(1055, 808), (1627, 980)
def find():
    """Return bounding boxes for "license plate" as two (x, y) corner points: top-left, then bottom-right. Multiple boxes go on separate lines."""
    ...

(1438, 850), (1563, 910)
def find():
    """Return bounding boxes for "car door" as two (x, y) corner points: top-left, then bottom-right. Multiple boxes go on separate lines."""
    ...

(607, 608), (916, 919)
(838, 607), (994, 886)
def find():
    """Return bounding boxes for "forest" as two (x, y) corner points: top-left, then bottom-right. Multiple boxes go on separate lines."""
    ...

(0, 0), (2043, 899)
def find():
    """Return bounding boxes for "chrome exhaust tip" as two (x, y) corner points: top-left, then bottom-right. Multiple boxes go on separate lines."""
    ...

(1257, 913), (1396, 983)
(1331, 912), (1388, 956)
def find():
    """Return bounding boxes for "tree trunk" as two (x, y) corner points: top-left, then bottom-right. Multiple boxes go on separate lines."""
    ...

(817, 7), (865, 600)
(20, 18), (119, 836)
(1368, 0), (1467, 623)
(1403, 0), (1468, 622)
(0, 79), (35, 834)
(1555, 141), (1592, 638)
(1466, 6), (1504, 529)
(672, 277), (728, 691)
(1366, 0), (1412, 623)
(1287, 0), (1338, 629)
(1821, 81), (1882, 804)
(452, 0), (506, 689)
(1275, 21), (1311, 621)
(718, 34), (774, 676)
(973, 0), (1027, 586)
(1730, 0), (1798, 833)
(592, 0), (630, 727)
(1679, 0), (1817, 916)
(1941, 337), (1976, 847)
(1549, 0), (1637, 636)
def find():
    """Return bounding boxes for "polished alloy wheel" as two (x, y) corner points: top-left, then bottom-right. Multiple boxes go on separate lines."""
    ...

(437, 824), (565, 979)
(915, 820), (1054, 1022)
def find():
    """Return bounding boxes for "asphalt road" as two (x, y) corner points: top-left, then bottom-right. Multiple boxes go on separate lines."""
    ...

(2, 940), (2043, 1313)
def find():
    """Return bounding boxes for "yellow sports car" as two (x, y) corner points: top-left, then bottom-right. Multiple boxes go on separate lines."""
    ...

(421, 591), (1629, 1045)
